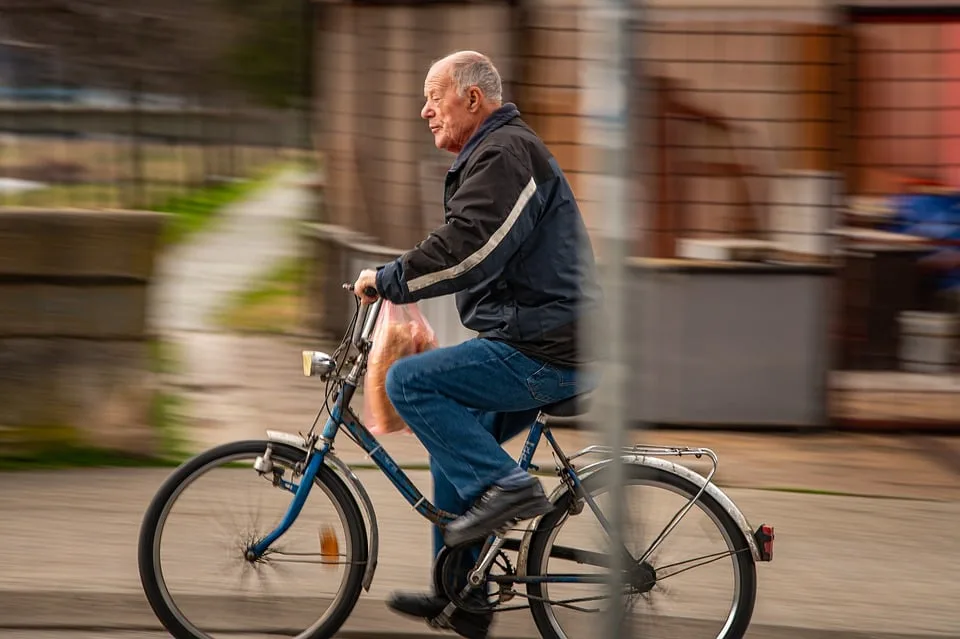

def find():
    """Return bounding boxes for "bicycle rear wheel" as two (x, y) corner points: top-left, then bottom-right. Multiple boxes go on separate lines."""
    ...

(525, 463), (757, 639)
(138, 440), (367, 639)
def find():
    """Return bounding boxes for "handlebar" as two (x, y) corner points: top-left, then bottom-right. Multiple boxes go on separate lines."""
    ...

(340, 282), (379, 300)
(342, 282), (383, 348)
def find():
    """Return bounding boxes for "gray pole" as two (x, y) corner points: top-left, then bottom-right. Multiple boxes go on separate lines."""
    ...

(579, 0), (637, 635)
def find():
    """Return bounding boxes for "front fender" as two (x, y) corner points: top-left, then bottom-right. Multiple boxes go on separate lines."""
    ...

(515, 455), (762, 576)
(267, 431), (379, 592)
(323, 452), (380, 592)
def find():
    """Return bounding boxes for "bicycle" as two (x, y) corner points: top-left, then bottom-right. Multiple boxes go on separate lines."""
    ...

(138, 285), (775, 639)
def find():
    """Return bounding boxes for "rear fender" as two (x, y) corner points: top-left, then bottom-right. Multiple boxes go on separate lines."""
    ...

(515, 455), (763, 576)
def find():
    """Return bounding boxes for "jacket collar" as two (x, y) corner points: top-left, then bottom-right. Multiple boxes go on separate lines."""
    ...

(449, 103), (519, 173)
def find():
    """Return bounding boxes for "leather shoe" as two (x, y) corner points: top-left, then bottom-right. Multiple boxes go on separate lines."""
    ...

(386, 591), (492, 639)
(443, 481), (553, 548)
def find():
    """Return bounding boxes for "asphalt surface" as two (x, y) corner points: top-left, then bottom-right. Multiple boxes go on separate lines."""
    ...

(2, 463), (960, 639)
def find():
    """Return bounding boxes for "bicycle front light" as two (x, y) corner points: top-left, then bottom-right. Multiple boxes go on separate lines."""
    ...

(302, 351), (336, 379)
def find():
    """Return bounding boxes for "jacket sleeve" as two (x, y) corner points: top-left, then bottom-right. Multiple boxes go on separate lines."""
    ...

(376, 144), (542, 304)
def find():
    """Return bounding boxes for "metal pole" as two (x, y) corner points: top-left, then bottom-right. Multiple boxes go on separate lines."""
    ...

(580, 0), (637, 636)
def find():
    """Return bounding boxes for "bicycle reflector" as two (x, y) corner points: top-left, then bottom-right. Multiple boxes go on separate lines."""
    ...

(319, 525), (339, 566)
(754, 524), (774, 562)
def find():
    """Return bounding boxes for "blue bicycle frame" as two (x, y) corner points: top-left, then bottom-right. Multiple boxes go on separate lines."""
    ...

(250, 381), (568, 550)
(249, 297), (611, 586)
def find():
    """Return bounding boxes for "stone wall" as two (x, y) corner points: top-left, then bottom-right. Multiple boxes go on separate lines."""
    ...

(0, 209), (167, 458)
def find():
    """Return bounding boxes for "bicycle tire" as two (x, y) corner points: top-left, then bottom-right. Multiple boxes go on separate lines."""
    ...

(138, 440), (368, 639)
(525, 463), (757, 639)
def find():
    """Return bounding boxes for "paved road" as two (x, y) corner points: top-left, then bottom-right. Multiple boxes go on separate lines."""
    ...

(2, 622), (953, 639)
(1, 461), (959, 638)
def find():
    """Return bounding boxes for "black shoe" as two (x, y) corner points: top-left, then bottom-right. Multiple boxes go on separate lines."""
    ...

(443, 480), (553, 548)
(386, 591), (492, 639)
(386, 592), (448, 619)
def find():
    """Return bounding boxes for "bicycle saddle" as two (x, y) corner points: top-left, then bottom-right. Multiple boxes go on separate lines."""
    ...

(541, 393), (592, 418)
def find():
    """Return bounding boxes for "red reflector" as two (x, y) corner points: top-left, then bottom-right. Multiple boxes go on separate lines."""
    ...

(755, 524), (774, 562)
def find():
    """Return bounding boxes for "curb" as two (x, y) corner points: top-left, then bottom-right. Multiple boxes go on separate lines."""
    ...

(0, 591), (948, 639)
(0, 591), (443, 636)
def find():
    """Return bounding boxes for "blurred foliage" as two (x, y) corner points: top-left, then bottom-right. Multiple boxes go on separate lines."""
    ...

(157, 162), (290, 246)
(212, 255), (308, 333)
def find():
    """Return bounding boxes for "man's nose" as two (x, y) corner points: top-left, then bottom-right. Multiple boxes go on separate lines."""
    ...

(421, 102), (432, 119)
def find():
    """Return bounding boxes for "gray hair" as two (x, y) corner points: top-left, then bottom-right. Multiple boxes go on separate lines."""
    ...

(440, 51), (503, 104)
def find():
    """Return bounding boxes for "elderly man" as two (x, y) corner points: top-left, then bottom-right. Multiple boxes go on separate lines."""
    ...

(353, 50), (601, 639)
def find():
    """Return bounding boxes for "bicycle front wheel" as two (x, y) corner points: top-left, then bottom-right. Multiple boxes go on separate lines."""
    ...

(138, 440), (368, 639)
(525, 463), (757, 639)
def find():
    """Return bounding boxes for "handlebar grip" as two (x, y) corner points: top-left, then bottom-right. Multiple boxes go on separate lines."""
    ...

(363, 286), (378, 299)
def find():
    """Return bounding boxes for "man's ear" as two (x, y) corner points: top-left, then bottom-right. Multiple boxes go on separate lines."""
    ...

(467, 87), (483, 112)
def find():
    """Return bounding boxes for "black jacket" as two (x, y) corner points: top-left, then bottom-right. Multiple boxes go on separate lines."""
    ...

(376, 103), (602, 367)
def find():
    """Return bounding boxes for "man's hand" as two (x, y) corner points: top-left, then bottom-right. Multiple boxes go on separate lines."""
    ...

(353, 269), (379, 305)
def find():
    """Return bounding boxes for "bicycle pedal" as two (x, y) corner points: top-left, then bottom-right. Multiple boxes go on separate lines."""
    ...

(427, 614), (454, 630)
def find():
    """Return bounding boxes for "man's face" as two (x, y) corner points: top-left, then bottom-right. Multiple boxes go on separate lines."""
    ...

(420, 63), (476, 154)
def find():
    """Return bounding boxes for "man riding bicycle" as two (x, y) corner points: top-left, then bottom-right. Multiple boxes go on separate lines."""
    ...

(353, 50), (602, 639)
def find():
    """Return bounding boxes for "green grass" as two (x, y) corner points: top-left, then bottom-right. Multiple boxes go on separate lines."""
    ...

(0, 161), (292, 249)
(740, 485), (938, 502)
(157, 163), (289, 246)
(212, 255), (308, 333)
(147, 337), (180, 376)
(0, 446), (180, 471)
(0, 183), (161, 209)
(149, 388), (190, 464)
(146, 336), (190, 464)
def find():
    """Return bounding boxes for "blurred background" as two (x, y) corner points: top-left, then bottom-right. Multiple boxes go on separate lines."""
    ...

(0, 0), (957, 638)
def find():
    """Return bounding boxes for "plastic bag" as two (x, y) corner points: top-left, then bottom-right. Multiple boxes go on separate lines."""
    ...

(364, 300), (438, 435)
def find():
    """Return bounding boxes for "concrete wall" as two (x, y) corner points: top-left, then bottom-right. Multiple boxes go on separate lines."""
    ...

(0, 210), (167, 457)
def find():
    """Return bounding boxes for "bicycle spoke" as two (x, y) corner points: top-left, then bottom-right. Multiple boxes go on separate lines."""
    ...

(145, 444), (365, 639)
(524, 464), (757, 639)
(267, 554), (359, 566)
(506, 589), (608, 613)
(637, 490), (706, 564)
(654, 548), (746, 582)
(268, 559), (356, 565)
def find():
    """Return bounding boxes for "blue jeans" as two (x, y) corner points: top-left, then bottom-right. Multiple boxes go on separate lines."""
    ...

(384, 337), (597, 592)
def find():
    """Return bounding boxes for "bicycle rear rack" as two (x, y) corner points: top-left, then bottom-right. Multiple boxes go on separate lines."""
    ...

(566, 445), (719, 563)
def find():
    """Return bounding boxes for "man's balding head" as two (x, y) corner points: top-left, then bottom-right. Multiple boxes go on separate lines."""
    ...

(431, 51), (503, 105)
(421, 51), (503, 154)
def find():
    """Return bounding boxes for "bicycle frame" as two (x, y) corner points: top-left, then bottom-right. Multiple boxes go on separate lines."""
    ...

(249, 380), (574, 554)
(247, 295), (770, 594)
(248, 296), (602, 582)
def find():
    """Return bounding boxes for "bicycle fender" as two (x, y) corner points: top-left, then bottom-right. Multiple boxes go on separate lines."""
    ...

(515, 455), (762, 576)
(515, 481), (575, 578)
(266, 431), (379, 591)
(324, 452), (380, 592)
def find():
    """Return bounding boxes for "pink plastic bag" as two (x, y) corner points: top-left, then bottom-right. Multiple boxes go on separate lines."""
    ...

(363, 301), (438, 435)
